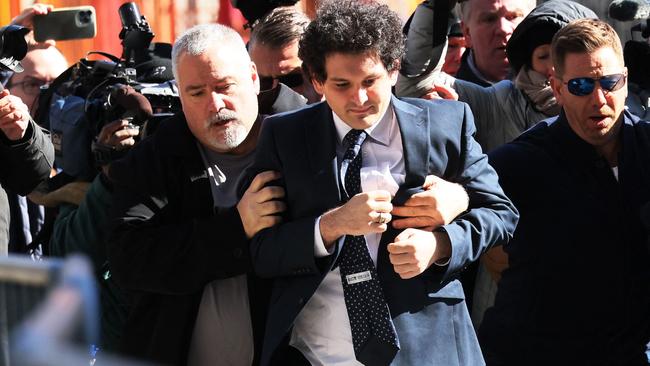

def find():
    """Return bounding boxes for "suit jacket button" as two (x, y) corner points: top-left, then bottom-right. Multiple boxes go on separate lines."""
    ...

(298, 297), (304, 305)
(233, 248), (243, 258)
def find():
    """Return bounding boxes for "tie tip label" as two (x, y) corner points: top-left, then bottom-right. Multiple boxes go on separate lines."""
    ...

(346, 270), (372, 285)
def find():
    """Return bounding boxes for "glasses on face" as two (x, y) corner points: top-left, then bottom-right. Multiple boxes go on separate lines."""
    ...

(563, 73), (626, 97)
(259, 72), (304, 92)
(7, 77), (49, 96)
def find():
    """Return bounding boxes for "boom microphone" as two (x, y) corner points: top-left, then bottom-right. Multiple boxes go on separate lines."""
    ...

(609, 0), (650, 21)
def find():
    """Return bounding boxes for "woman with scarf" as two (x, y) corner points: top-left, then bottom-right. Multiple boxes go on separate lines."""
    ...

(397, 0), (598, 152)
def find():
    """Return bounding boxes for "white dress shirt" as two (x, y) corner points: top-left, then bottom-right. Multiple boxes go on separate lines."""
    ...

(290, 104), (405, 365)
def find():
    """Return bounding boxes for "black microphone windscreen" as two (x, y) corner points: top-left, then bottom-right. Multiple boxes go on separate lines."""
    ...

(111, 85), (154, 121)
(609, 0), (650, 21)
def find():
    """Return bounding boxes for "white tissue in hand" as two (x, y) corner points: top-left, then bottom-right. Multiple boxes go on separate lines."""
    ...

(361, 163), (400, 196)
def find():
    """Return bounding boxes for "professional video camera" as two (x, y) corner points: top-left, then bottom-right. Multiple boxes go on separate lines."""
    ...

(37, 2), (180, 183)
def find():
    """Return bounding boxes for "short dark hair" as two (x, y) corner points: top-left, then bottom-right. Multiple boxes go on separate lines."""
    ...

(249, 6), (309, 49)
(298, 0), (405, 83)
(551, 19), (624, 78)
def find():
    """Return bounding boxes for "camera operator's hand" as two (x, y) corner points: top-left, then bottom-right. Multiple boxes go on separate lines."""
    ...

(98, 119), (139, 150)
(0, 89), (31, 141)
(11, 4), (56, 47)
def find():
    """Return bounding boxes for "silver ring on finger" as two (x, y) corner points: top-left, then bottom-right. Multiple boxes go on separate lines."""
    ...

(377, 212), (387, 224)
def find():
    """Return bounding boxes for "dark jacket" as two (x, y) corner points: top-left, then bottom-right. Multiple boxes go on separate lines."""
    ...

(481, 111), (650, 365)
(0, 121), (54, 254)
(258, 83), (307, 116)
(455, 50), (492, 88)
(50, 174), (128, 352)
(107, 113), (258, 365)
(506, 0), (597, 74)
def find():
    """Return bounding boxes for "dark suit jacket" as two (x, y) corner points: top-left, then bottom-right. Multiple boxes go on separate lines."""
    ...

(245, 96), (518, 366)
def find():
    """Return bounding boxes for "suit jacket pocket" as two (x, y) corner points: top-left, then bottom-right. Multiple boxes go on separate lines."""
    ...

(426, 279), (465, 305)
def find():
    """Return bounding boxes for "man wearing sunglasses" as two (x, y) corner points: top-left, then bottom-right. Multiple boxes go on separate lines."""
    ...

(248, 6), (321, 115)
(480, 19), (650, 365)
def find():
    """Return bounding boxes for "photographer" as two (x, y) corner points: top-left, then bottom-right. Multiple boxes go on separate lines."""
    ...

(49, 117), (139, 352)
(0, 87), (54, 255)
(0, 6), (61, 255)
(3, 4), (67, 254)
(42, 3), (180, 354)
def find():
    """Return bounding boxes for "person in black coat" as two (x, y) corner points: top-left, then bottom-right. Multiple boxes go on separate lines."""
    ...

(481, 19), (650, 365)
(0, 89), (54, 255)
(107, 24), (284, 365)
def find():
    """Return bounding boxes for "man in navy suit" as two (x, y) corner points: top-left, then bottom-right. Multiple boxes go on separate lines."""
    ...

(244, 1), (518, 365)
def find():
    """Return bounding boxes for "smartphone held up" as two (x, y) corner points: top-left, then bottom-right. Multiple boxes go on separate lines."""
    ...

(33, 6), (97, 42)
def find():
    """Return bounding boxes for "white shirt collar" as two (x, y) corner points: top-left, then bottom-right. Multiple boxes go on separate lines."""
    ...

(331, 103), (394, 147)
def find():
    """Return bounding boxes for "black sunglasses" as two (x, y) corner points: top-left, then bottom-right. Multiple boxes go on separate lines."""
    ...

(564, 73), (626, 96)
(259, 72), (304, 91)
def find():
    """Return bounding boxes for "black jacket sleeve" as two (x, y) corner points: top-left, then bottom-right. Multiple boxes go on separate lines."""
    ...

(0, 121), (54, 195)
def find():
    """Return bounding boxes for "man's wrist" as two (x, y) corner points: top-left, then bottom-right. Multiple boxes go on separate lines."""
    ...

(2, 120), (32, 145)
(432, 230), (452, 266)
(319, 208), (343, 248)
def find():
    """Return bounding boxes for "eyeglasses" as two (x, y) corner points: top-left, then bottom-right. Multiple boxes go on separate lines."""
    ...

(563, 73), (626, 96)
(7, 77), (49, 96)
(259, 72), (304, 92)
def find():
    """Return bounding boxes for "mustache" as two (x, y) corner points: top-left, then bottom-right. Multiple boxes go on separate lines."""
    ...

(209, 109), (239, 124)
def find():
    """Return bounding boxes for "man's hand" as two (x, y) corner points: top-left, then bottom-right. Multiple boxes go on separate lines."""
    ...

(422, 83), (458, 101)
(98, 119), (139, 150)
(11, 4), (56, 46)
(237, 171), (286, 239)
(387, 228), (452, 279)
(0, 90), (31, 141)
(482, 246), (509, 282)
(319, 190), (392, 248)
(391, 175), (468, 231)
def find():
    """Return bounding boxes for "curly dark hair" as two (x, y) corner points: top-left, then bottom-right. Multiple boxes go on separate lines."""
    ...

(299, 0), (405, 83)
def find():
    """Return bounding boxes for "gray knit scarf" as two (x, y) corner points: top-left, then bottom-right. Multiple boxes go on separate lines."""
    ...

(514, 66), (560, 116)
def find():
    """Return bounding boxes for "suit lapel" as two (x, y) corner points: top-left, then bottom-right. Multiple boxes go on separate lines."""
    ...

(304, 102), (343, 206)
(392, 96), (429, 205)
(377, 98), (430, 277)
(377, 98), (432, 309)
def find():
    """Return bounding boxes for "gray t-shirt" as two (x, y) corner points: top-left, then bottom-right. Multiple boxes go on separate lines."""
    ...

(187, 143), (255, 366)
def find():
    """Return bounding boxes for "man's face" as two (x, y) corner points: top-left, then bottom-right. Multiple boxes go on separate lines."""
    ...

(8, 47), (67, 115)
(249, 40), (321, 103)
(462, 0), (531, 82)
(442, 36), (467, 76)
(177, 44), (260, 153)
(551, 47), (627, 150)
(313, 52), (397, 130)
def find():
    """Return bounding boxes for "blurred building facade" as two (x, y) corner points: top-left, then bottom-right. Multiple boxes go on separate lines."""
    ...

(2, 0), (421, 66)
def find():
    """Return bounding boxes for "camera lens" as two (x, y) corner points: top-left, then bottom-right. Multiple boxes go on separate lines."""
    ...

(77, 11), (92, 24)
